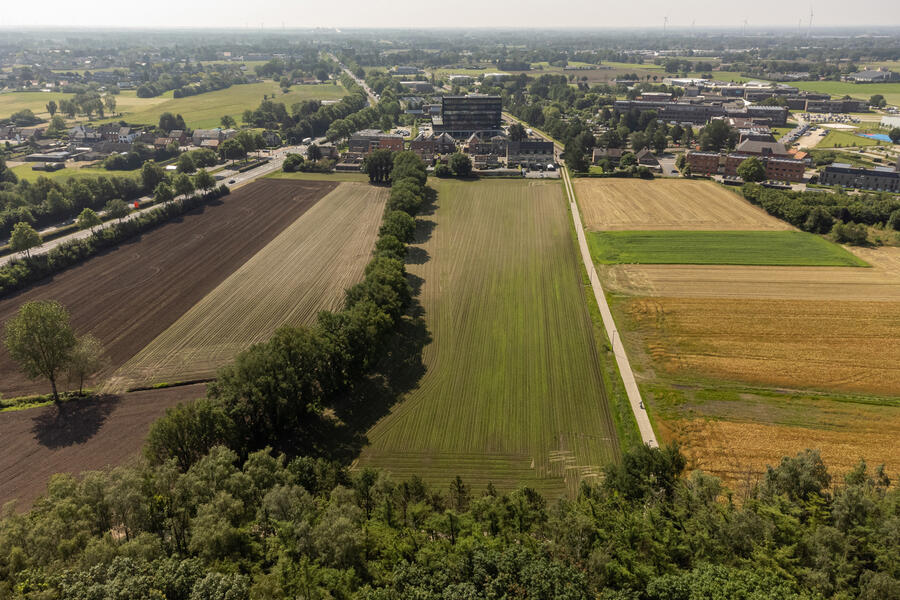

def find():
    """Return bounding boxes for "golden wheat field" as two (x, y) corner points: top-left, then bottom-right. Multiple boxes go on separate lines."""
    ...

(624, 296), (900, 396)
(109, 183), (387, 389)
(573, 178), (792, 231)
(661, 415), (900, 497)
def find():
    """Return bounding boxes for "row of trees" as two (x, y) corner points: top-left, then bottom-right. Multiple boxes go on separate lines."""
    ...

(1, 440), (897, 599)
(146, 151), (428, 468)
(0, 181), (227, 296)
(741, 182), (900, 239)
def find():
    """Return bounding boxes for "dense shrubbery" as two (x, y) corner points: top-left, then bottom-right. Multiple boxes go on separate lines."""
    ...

(1, 442), (898, 599)
(0, 185), (230, 296)
(741, 182), (900, 240)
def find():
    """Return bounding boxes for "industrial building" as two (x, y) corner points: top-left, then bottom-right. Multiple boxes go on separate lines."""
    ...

(820, 163), (900, 192)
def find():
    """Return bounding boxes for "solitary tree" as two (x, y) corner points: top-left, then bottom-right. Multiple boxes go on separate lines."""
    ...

(870, 94), (886, 108)
(67, 334), (104, 395)
(104, 95), (116, 117)
(104, 198), (131, 221)
(307, 143), (322, 162)
(176, 153), (196, 174)
(220, 115), (237, 129)
(46, 100), (57, 117)
(449, 152), (473, 177)
(9, 222), (41, 258)
(508, 122), (527, 142)
(76, 208), (102, 234)
(737, 157), (766, 182)
(4, 300), (77, 401)
(889, 128), (900, 145)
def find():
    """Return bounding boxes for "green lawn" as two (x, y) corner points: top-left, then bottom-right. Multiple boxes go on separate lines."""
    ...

(97, 82), (348, 129)
(791, 81), (900, 107)
(10, 164), (140, 183)
(357, 178), (621, 497)
(266, 170), (369, 183)
(588, 230), (868, 267)
(818, 129), (882, 149)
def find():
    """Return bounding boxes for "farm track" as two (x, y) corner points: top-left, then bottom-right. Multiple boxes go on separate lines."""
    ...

(0, 179), (336, 397)
(357, 179), (620, 496)
(112, 183), (387, 388)
(0, 384), (207, 511)
(574, 178), (792, 232)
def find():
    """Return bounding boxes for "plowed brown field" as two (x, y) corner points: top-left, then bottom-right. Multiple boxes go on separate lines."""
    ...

(0, 384), (206, 511)
(574, 178), (792, 231)
(111, 183), (387, 388)
(0, 179), (335, 398)
(624, 297), (900, 396)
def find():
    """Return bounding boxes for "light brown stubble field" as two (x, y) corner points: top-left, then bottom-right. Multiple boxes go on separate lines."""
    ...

(574, 178), (792, 232)
(109, 183), (387, 389)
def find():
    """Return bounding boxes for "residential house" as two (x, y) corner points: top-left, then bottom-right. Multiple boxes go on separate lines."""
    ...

(506, 140), (555, 169)
(635, 148), (661, 171)
(592, 147), (624, 165)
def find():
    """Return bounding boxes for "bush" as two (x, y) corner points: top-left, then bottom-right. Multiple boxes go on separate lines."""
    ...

(434, 163), (452, 178)
(832, 221), (869, 245)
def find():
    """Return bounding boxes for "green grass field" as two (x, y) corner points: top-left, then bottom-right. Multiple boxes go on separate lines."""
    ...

(357, 179), (621, 496)
(266, 170), (370, 183)
(10, 164), (140, 183)
(1, 81), (347, 128)
(588, 230), (868, 267)
(791, 81), (900, 107)
(98, 82), (348, 129)
(818, 129), (882, 148)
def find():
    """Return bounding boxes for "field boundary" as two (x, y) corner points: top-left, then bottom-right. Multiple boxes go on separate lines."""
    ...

(562, 167), (657, 447)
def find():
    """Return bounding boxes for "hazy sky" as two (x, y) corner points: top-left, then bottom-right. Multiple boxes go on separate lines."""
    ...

(1, 0), (898, 30)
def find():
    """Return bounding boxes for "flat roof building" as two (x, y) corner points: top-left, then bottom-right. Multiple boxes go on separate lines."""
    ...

(434, 95), (503, 139)
(820, 163), (900, 192)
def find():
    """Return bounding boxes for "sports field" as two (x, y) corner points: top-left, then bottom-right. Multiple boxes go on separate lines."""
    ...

(10, 164), (141, 183)
(111, 183), (386, 388)
(573, 179), (791, 231)
(0, 81), (347, 128)
(357, 179), (620, 496)
(588, 230), (867, 266)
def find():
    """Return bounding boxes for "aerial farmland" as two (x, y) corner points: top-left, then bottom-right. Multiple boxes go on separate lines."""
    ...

(575, 177), (900, 492)
(357, 178), (624, 497)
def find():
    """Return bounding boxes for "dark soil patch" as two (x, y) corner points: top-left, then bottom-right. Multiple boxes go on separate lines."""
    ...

(0, 179), (336, 397)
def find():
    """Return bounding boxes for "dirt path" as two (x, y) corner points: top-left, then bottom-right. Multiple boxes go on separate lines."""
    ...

(0, 384), (206, 511)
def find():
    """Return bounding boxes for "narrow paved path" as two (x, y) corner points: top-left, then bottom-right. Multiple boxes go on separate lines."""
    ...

(561, 167), (658, 448)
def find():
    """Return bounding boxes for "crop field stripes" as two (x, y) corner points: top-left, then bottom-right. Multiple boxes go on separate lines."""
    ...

(357, 179), (620, 496)
(110, 183), (387, 389)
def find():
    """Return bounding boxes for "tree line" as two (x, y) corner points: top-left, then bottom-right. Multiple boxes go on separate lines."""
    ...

(145, 151), (428, 469)
(741, 183), (900, 241)
(0, 181), (228, 297)
(0, 441), (897, 599)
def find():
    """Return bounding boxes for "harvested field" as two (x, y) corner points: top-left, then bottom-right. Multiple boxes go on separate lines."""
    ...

(0, 384), (206, 511)
(623, 296), (900, 396)
(0, 179), (336, 398)
(588, 230), (866, 266)
(663, 415), (900, 496)
(601, 246), (900, 301)
(111, 183), (387, 388)
(574, 178), (791, 232)
(357, 179), (620, 497)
